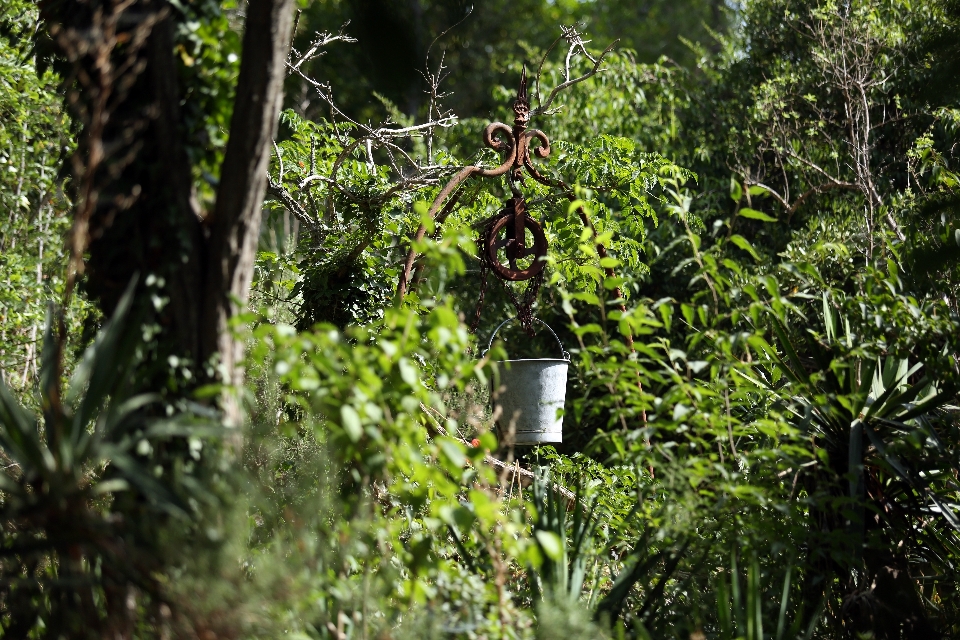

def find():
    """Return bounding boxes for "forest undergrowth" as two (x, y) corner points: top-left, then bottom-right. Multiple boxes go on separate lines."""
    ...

(2, 0), (960, 638)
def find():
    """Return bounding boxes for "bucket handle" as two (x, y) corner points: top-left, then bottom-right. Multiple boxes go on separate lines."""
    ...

(481, 317), (570, 361)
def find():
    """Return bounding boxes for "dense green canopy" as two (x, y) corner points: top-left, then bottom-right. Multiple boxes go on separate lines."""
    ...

(2, 0), (960, 637)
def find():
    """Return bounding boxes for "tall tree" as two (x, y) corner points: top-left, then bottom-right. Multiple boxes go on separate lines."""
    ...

(37, 0), (295, 418)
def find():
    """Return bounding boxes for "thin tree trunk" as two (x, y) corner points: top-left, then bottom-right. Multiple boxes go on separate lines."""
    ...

(202, 0), (295, 425)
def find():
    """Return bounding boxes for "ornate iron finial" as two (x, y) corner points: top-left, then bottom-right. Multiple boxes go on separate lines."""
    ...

(397, 37), (621, 312)
(513, 66), (530, 128)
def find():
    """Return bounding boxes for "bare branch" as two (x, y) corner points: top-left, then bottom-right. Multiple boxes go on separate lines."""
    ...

(532, 35), (618, 117)
(267, 178), (315, 232)
(289, 23), (355, 72)
(534, 35), (563, 108)
(745, 181), (790, 211)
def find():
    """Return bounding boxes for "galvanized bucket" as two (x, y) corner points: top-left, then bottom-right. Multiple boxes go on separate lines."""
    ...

(483, 318), (570, 446)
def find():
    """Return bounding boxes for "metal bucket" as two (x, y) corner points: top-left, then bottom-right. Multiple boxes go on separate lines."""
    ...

(483, 318), (570, 446)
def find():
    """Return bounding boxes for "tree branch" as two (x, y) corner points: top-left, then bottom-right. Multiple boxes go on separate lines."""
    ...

(267, 179), (316, 233)
(532, 31), (617, 117)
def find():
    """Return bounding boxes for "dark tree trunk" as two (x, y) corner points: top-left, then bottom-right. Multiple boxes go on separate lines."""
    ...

(145, 13), (205, 361)
(41, 0), (294, 414)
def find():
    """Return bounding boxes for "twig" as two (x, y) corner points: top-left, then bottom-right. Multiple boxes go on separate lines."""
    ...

(288, 23), (355, 72)
(419, 402), (577, 509)
(532, 29), (617, 117)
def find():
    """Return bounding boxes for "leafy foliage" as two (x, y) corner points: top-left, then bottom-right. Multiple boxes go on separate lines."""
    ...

(0, 285), (221, 638)
(0, 0), (86, 398)
(4, 0), (960, 637)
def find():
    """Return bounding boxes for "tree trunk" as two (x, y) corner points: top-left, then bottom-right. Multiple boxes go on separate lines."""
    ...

(146, 13), (205, 361)
(202, 0), (295, 424)
(43, 0), (295, 421)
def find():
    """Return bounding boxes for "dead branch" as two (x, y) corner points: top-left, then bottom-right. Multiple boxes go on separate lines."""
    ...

(288, 23), (356, 72)
(532, 27), (618, 117)
(266, 177), (314, 231)
(271, 31), (461, 231)
(419, 403), (577, 510)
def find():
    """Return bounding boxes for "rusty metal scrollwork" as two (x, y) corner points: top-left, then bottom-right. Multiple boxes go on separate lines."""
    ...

(468, 69), (555, 332)
(475, 68), (553, 284)
(398, 69), (555, 331)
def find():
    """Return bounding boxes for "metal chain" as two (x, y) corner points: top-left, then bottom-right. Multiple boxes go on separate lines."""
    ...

(469, 226), (491, 333)
(502, 269), (543, 336)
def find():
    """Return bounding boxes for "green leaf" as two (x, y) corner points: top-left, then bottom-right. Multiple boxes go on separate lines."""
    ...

(657, 301), (673, 332)
(730, 175), (743, 202)
(729, 234), (761, 261)
(775, 564), (792, 640)
(340, 405), (363, 442)
(398, 357), (419, 387)
(438, 437), (466, 469)
(768, 315), (811, 386)
(414, 201), (433, 233)
(535, 530), (564, 561)
(0, 378), (50, 475)
(738, 208), (778, 222)
(93, 478), (131, 494)
(748, 553), (763, 640)
(603, 276), (626, 291)
(68, 276), (140, 446)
